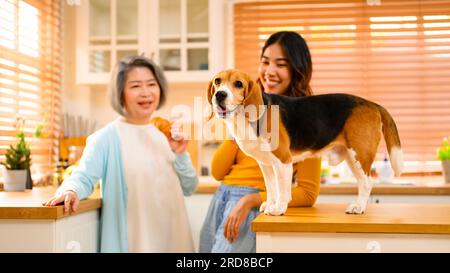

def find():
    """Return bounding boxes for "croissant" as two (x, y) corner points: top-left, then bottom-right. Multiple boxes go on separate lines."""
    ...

(150, 117), (172, 140)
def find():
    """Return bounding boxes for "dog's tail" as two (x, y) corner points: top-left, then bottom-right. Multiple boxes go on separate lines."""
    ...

(378, 105), (403, 176)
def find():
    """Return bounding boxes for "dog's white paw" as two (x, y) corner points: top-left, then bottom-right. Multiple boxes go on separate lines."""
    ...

(260, 200), (274, 214)
(345, 202), (366, 214)
(265, 201), (288, 216)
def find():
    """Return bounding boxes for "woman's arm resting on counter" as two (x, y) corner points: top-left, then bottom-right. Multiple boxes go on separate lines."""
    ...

(43, 190), (80, 213)
(55, 133), (107, 200)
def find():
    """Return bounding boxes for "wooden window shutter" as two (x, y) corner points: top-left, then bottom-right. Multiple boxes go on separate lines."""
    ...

(0, 0), (62, 179)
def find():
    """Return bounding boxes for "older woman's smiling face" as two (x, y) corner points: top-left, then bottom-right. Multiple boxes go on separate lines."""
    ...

(123, 67), (160, 124)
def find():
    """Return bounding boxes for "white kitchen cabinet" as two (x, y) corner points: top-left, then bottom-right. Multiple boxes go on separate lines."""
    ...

(76, 0), (224, 84)
(256, 232), (450, 253)
(253, 203), (450, 253)
(0, 209), (99, 253)
(76, 0), (141, 84)
(0, 187), (102, 253)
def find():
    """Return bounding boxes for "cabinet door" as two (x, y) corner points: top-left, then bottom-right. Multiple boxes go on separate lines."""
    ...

(55, 210), (100, 253)
(88, 0), (111, 75)
(186, 0), (209, 71)
(115, 0), (140, 61)
(158, 0), (182, 71)
(77, 0), (224, 83)
(155, 0), (223, 82)
(77, 0), (141, 84)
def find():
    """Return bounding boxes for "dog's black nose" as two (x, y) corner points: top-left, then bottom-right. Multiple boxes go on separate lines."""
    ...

(215, 91), (227, 102)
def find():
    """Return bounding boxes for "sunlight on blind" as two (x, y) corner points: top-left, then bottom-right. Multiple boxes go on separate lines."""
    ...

(0, 0), (15, 49)
(234, 0), (450, 172)
(0, 0), (62, 181)
(18, 1), (39, 57)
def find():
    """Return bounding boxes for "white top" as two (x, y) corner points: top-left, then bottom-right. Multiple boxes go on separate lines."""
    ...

(116, 119), (194, 252)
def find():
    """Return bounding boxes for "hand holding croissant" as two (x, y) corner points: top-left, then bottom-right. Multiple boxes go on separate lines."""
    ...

(150, 117), (188, 153)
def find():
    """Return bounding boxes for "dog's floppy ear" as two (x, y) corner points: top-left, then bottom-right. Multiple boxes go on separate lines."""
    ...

(207, 80), (215, 105)
(206, 80), (215, 121)
(243, 79), (264, 122)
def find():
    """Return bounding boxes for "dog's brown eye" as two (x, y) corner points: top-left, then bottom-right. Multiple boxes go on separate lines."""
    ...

(235, 81), (243, 88)
(214, 78), (221, 85)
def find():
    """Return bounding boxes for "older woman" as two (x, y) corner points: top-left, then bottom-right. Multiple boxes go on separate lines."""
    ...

(44, 56), (198, 253)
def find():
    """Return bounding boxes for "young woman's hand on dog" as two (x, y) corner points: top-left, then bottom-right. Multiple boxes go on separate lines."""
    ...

(224, 193), (262, 243)
(42, 190), (80, 214)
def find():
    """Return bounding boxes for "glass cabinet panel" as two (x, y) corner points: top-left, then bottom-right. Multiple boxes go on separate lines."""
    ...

(159, 0), (181, 43)
(89, 50), (111, 73)
(157, 0), (210, 73)
(89, 0), (110, 37)
(80, 0), (146, 82)
(117, 50), (139, 62)
(117, 37), (138, 45)
(89, 37), (110, 46)
(160, 49), (181, 71)
(188, 48), (208, 71)
(187, 0), (208, 40)
(117, 0), (138, 37)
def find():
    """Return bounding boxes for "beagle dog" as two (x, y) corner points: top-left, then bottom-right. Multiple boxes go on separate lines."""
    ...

(207, 69), (403, 215)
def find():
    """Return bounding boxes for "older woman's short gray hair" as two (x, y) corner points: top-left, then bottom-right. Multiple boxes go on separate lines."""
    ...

(109, 55), (167, 116)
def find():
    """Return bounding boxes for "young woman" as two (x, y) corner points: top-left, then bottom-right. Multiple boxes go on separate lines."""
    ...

(44, 56), (198, 253)
(200, 31), (322, 253)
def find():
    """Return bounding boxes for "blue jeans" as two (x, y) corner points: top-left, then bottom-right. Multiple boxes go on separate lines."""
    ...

(199, 184), (260, 253)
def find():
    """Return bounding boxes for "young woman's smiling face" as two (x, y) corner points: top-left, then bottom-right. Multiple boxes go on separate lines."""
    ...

(123, 67), (160, 124)
(258, 43), (292, 95)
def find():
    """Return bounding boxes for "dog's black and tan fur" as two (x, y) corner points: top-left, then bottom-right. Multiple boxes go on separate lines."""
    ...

(208, 69), (403, 215)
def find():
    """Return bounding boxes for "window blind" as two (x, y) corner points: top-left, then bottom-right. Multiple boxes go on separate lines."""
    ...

(0, 0), (62, 178)
(234, 0), (450, 169)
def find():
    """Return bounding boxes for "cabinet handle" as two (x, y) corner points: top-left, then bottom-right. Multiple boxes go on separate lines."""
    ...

(375, 198), (380, 204)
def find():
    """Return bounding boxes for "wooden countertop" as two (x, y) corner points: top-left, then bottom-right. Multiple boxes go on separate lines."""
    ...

(196, 176), (450, 195)
(252, 203), (450, 234)
(0, 187), (101, 220)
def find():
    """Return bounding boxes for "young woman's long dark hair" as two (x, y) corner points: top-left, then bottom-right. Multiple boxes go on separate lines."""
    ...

(260, 31), (313, 97)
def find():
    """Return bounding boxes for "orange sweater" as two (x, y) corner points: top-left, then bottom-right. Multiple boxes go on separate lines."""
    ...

(211, 140), (322, 207)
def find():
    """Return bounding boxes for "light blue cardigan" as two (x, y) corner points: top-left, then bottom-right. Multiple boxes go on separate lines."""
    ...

(57, 120), (199, 253)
